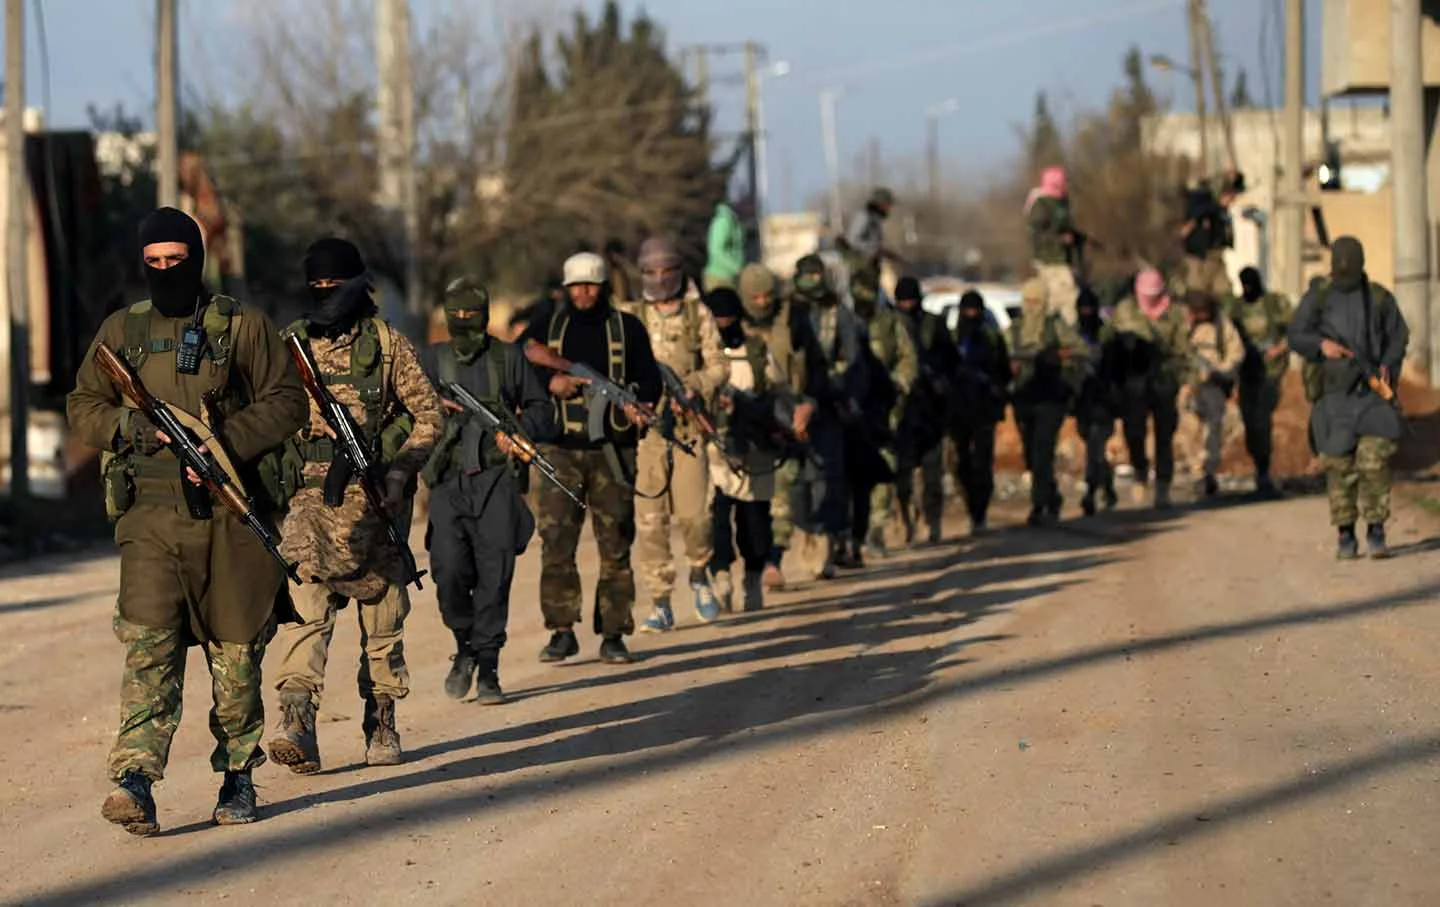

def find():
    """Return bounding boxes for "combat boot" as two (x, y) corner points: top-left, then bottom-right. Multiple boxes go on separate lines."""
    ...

(1367, 523), (1391, 560)
(599, 635), (636, 664)
(1081, 489), (1097, 517)
(691, 569), (721, 623)
(445, 643), (479, 701)
(927, 523), (942, 546)
(539, 628), (580, 662)
(711, 568), (735, 613)
(742, 570), (765, 612)
(474, 669), (508, 706)
(1102, 481), (1119, 511)
(363, 694), (403, 766)
(1336, 524), (1360, 561)
(101, 770), (159, 837)
(1153, 481), (1173, 510)
(213, 770), (258, 826)
(640, 596), (675, 633)
(267, 691), (321, 774)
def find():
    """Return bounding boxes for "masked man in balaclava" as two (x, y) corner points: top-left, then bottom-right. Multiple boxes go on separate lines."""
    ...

(68, 207), (308, 835)
(420, 278), (557, 705)
(788, 254), (868, 579)
(1288, 236), (1409, 559)
(892, 276), (956, 545)
(1073, 288), (1118, 515)
(266, 237), (443, 774)
(1009, 279), (1086, 526)
(624, 238), (731, 633)
(1227, 266), (1293, 496)
(951, 290), (1012, 534)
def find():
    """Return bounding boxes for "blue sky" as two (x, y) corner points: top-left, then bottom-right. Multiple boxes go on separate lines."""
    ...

(10, 0), (1327, 207)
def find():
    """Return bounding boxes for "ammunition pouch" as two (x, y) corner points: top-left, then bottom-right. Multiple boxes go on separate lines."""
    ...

(101, 452), (136, 522)
(255, 440), (305, 513)
(1302, 361), (1324, 403)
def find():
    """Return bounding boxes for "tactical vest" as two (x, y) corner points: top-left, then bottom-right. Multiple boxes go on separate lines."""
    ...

(102, 296), (288, 520)
(422, 341), (512, 485)
(633, 298), (704, 379)
(282, 317), (413, 471)
(548, 308), (632, 439)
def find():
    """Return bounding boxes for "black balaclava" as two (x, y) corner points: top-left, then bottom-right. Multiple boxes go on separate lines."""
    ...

(444, 276), (491, 362)
(957, 290), (985, 335)
(1076, 288), (1102, 339)
(138, 207), (207, 318)
(893, 276), (922, 317)
(1330, 236), (1366, 293)
(1239, 267), (1264, 303)
(852, 280), (878, 320)
(704, 287), (746, 349)
(792, 255), (834, 308)
(302, 237), (374, 338)
(638, 237), (685, 302)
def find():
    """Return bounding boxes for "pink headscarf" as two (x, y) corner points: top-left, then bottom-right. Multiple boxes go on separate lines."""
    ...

(1134, 269), (1170, 319)
(1024, 165), (1069, 213)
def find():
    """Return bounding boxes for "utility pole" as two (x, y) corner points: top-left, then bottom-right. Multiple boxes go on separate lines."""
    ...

(925, 99), (959, 212)
(1195, 0), (1237, 174)
(5, 0), (28, 503)
(1186, 0), (1211, 176)
(743, 42), (762, 260)
(820, 88), (843, 235)
(1390, 0), (1431, 382)
(1279, 0), (1305, 304)
(156, 0), (178, 209)
(376, 0), (421, 317)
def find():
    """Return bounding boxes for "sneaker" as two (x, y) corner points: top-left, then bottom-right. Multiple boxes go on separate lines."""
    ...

(213, 770), (258, 826)
(1367, 523), (1391, 560)
(444, 648), (479, 701)
(102, 770), (159, 837)
(539, 629), (580, 662)
(711, 569), (735, 613)
(473, 670), (508, 705)
(640, 599), (675, 633)
(692, 581), (721, 624)
(1336, 525), (1360, 561)
(599, 635), (636, 665)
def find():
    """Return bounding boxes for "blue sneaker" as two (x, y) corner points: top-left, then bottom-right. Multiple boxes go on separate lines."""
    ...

(640, 599), (674, 633)
(692, 581), (721, 624)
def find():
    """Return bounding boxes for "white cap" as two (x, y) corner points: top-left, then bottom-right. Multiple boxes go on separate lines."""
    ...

(563, 252), (608, 286)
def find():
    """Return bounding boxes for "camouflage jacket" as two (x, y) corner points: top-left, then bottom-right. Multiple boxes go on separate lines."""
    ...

(1028, 195), (1074, 265)
(1225, 291), (1294, 382)
(622, 297), (728, 441)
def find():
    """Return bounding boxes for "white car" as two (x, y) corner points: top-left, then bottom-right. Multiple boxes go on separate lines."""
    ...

(919, 280), (1022, 334)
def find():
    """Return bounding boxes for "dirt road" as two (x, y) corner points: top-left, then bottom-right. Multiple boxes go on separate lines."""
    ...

(3, 489), (1439, 906)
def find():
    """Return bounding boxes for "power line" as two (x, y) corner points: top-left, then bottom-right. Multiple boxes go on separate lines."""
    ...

(797, 0), (1181, 88)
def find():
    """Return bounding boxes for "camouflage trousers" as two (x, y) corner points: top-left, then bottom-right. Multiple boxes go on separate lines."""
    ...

(1034, 262), (1078, 324)
(270, 581), (411, 706)
(538, 444), (638, 636)
(860, 449), (899, 545)
(769, 458), (800, 555)
(634, 433), (714, 602)
(896, 444), (945, 536)
(1320, 436), (1398, 527)
(108, 613), (271, 782)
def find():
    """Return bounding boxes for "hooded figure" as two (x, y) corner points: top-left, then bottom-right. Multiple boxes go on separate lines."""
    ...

(302, 238), (375, 339)
(1287, 235), (1410, 558)
(444, 277), (491, 362)
(739, 263), (780, 325)
(138, 206), (209, 318)
(1230, 264), (1294, 496)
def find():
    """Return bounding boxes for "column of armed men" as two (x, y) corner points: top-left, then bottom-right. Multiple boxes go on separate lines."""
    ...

(70, 174), (1409, 835)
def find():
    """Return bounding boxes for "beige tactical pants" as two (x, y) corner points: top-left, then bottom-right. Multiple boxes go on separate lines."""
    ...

(635, 433), (714, 603)
(1034, 262), (1078, 323)
(271, 581), (411, 705)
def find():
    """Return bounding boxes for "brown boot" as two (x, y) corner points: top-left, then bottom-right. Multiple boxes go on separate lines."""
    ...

(363, 694), (403, 766)
(266, 691), (321, 774)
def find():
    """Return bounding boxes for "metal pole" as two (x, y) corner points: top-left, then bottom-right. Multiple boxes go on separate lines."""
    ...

(926, 114), (939, 210)
(156, 0), (178, 209)
(1278, 0), (1305, 303)
(1391, 0), (1431, 382)
(5, 0), (28, 502)
(743, 42), (761, 260)
(820, 89), (843, 235)
(755, 68), (772, 260)
(1187, 0), (1211, 176)
(1197, 1), (1238, 173)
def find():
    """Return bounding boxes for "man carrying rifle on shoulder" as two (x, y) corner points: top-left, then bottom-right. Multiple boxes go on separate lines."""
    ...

(520, 252), (663, 665)
(67, 207), (308, 835)
(421, 278), (558, 704)
(266, 238), (443, 773)
(1288, 236), (1409, 560)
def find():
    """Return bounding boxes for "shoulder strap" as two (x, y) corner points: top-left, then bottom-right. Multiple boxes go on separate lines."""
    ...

(122, 301), (172, 368)
(608, 309), (627, 383)
(437, 343), (458, 387)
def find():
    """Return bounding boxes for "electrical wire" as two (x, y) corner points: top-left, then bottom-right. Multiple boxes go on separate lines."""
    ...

(798, 0), (1182, 88)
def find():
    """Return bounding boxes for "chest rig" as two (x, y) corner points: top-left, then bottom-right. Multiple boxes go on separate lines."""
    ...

(548, 308), (631, 439)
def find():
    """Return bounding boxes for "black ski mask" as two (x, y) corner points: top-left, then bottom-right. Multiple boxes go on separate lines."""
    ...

(1330, 236), (1366, 293)
(1076, 288), (1102, 338)
(1239, 266), (1264, 303)
(302, 238), (374, 338)
(138, 207), (207, 318)
(704, 287), (746, 349)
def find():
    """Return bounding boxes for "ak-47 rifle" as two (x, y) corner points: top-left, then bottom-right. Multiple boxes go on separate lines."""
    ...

(1323, 334), (1397, 403)
(285, 332), (426, 590)
(440, 381), (585, 509)
(656, 362), (728, 458)
(93, 342), (301, 584)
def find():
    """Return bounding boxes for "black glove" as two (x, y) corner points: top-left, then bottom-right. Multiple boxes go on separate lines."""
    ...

(125, 411), (164, 456)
